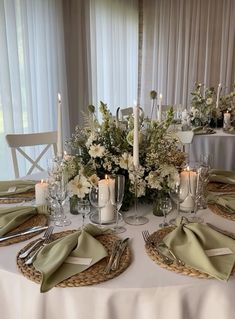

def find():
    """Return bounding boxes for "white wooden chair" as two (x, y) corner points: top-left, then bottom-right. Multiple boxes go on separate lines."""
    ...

(6, 131), (58, 178)
(175, 130), (194, 154)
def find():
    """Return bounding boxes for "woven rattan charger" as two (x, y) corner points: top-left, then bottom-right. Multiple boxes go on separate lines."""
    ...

(144, 227), (235, 279)
(17, 230), (131, 287)
(207, 182), (235, 193)
(0, 214), (48, 247)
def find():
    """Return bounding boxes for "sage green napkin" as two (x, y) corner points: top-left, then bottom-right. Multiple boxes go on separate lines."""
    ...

(0, 180), (36, 196)
(0, 205), (47, 236)
(161, 217), (235, 280)
(34, 224), (110, 293)
(209, 169), (235, 185)
(207, 193), (235, 212)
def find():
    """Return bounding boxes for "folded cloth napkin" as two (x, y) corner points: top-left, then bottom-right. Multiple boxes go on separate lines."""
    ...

(34, 224), (110, 292)
(207, 193), (235, 212)
(0, 205), (47, 236)
(161, 217), (235, 280)
(209, 169), (235, 185)
(0, 180), (36, 196)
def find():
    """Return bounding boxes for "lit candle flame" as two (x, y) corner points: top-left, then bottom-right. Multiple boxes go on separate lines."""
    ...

(58, 93), (61, 103)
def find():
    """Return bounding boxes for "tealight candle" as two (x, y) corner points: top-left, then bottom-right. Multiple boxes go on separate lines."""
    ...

(180, 167), (197, 212)
(98, 176), (115, 222)
(35, 180), (49, 205)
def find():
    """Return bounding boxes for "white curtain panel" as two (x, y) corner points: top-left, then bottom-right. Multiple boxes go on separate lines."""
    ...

(140, 0), (235, 114)
(0, 0), (69, 179)
(89, 0), (139, 117)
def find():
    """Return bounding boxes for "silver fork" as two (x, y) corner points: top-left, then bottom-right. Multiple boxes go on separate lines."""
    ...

(19, 226), (54, 259)
(25, 226), (54, 265)
(142, 230), (174, 265)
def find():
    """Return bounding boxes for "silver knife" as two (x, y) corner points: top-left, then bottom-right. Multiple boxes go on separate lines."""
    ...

(206, 223), (235, 240)
(111, 238), (129, 271)
(0, 225), (49, 242)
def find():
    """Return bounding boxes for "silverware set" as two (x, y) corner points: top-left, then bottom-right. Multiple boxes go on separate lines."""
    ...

(142, 230), (184, 266)
(19, 226), (54, 265)
(104, 237), (129, 274)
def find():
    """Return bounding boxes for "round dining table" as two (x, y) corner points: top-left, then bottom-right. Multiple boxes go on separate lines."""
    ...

(1, 199), (235, 319)
(189, 129), (235, 170)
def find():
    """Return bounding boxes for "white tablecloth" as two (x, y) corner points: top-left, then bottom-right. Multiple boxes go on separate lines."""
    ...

(190, 129), (235, 170)
(1, 203), (235, 319)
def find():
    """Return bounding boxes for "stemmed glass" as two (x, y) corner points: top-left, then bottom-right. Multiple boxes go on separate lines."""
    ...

(188, 168), (204, 223)
(110, 175), (126, 234)
(89, 186), (110, 227)
(159, 196), (172, 228)
(169, 182), (189, 225)
(77, 199), (90, 228)
(53, 174), (71, 227)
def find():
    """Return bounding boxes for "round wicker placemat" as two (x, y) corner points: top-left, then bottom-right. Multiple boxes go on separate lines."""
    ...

(207, 182), (235, 193)
(0, 214), (48, 247)
(208, 203), (235, 221)
(17, 231), (131, 287)
(145, 227), (235, 279)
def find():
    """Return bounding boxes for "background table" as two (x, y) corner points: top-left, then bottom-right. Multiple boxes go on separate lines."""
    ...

(189, 129), (235, 170)
(1, 203), (235, 319)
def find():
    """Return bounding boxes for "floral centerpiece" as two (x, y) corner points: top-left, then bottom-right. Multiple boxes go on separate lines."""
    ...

(190, 83), (216, 127)
(64, 102), (186, 212)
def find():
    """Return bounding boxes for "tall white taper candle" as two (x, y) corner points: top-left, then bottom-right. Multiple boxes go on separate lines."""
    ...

(158, 94), (162, 121)
(133, 105), (139, 168)
(216, 83), (221, 109)
(57, 93), (63, 157)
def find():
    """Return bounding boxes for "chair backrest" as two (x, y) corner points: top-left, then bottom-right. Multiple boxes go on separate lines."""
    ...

(175, 130), (194, 153)
(6, 131), (58, 178)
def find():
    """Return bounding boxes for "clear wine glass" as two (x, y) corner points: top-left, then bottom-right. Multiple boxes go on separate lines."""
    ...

(54, 175), (71, 227)
(159, 196), (172, 228)
(188, 169), (204, 223)
(77, 199), (90, 228)
(89, 186), (110, 227)
(169, 182), (189, 225)
(110, 175), (126, 234)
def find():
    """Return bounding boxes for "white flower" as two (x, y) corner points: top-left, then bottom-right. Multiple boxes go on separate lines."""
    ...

(88, 174), (100, 186)
(67, 175), (91, 198)
(145, 171), (162, 190)
(85, 132), (98, 148)
(206, 97), (213, 105)
(88, 144), (105, 158)
(119, 152), (133, 170)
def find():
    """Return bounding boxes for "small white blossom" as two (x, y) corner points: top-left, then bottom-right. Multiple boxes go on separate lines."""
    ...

(206, 97), (213, 105)
(88, 144), (105, 158)
(119, 152), (133, 170)
(85, 132), (98, 148)
(88, 174), (100, 186)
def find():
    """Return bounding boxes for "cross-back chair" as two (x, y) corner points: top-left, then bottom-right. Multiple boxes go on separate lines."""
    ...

(6, 131), (58, 178)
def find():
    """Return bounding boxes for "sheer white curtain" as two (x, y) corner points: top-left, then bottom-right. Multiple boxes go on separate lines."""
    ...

(89, 0), (139, 117)
(0, 0), (69, 179)
(140, 0), (235, 114)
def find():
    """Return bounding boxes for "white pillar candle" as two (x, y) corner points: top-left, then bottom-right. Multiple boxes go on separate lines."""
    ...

(180, 167), (197, 212)
(216, 83), (221, 109)
(57, 93), (63, 157)
(133, 105), (139, 168)
(223, 112), (231, 128)
(158, 94), (162, 121)
(98, 176), (115, 222)
(35, 180), (48, 205)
